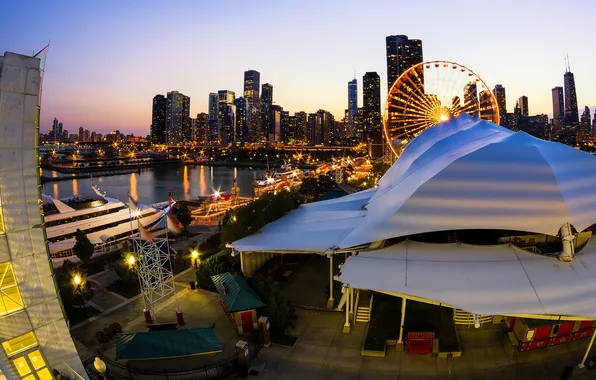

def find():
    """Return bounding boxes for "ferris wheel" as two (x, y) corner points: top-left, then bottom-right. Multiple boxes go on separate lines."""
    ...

(383, 60), (500, 156)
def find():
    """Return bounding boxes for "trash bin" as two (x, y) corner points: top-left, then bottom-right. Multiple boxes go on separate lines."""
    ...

(189, 281), (196, 290)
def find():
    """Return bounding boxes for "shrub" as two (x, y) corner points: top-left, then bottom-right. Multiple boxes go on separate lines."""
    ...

(248, 276), (293, 330)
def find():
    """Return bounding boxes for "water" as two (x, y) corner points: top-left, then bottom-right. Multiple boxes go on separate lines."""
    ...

(41, 165), (266, 204)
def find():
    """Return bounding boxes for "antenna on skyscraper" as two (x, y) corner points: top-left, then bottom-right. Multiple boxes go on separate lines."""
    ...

(567, 54), (571, 71)
(353, 70), (356, 80)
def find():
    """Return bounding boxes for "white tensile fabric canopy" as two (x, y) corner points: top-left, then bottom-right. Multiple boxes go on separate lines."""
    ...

(232, 114), (596, 253)
(339, 238), (596, 319)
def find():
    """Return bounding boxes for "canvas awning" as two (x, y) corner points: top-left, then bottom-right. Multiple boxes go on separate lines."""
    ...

(338, 238), (596, 319)
(211, 272), (265, 312)
(115, 328), (222, 360)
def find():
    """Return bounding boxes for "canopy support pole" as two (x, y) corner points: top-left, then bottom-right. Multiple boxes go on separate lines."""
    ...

(327, 254), (334, 309)
(559, 222), (575, 262)
(579, 329), (596, 369)
(343, 285), (351, 333)
(397, 298), (407, 351)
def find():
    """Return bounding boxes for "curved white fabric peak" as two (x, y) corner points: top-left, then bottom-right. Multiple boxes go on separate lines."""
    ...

(339, 114), (596, 248)
(338, 238), (596, 318)
(232, 115), (596, 253)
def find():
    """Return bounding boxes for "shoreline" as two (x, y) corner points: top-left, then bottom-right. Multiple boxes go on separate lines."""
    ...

(41, 161), (318, 182)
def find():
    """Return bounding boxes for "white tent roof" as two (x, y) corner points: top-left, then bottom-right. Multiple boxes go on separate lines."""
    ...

(232, 114), (596, 253)
(339, 238), (596, 319)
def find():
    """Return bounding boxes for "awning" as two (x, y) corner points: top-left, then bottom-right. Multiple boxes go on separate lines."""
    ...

(115, 328), (222, 360)
(211, 272), (265, 312)
(231, 188), (375, 253)
(339, 238), (596, 319)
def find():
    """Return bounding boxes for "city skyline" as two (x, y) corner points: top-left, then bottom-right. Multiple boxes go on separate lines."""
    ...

(2, 0), (595, 135)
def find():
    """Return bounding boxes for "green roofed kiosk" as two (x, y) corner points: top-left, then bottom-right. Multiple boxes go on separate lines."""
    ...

(211, 272), (265, 335)
(115, 328), (222, 360)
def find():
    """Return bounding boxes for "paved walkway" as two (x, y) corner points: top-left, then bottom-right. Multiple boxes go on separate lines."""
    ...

(256, 309), (596, 379)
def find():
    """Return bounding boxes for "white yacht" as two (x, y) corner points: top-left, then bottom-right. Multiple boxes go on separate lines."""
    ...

(43, 193), (166, 260)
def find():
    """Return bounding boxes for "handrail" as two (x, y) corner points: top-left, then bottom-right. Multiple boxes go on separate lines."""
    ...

(368, 293), (374, 321)
(353, 289), (360, 324)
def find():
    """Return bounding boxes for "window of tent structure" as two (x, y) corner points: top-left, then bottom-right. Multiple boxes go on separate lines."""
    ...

(0, 263), (24, 316)
(2, 333), (52, 380)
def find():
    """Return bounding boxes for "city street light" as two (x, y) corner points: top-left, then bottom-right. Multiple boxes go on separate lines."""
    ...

(127, 255), (136, 266)
(191, 250), (199, 269)
(73, 275), (81, 286)
(93, 357), (107, 380)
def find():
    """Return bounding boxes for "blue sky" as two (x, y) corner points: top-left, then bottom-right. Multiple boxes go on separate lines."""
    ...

(1, 0), (594, 135)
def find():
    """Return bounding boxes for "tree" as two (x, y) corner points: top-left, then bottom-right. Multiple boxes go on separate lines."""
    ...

(73, 229), (94, 264)
(177, 204), (193, 232)
(249, 276), (293, 329)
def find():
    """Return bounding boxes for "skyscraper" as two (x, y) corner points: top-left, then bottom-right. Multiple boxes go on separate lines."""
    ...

(294, 111), (307, 143)
(363, 72), (382, 157)
(261, 83), (273, 142)
(165, 91), (190, 144)
(479, 91), (495, 121)
(581, 106), (591, 132)
(493, 85), (507, 125)
(151, 94), (167, 143)
(552, 87), (565, 120)
(218, 90), (235, 145)
(52, 117), (59, 142)
(385, 35), (423, 92)
(234, 97), (247, 143)
(243, 70), (260, 143)
(564, 69), (579, 127)
(208, 93), (219, 143)
(464, 82), (479, 118)
(196, 112), (209, 143)
(551, 87), (565, 137)
(348, 78), (358, 132)
(518, 96), (529, 116)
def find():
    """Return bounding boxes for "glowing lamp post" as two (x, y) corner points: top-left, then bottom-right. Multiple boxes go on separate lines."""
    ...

(93, 357), (107, 379)
(191, 250), (199, 269)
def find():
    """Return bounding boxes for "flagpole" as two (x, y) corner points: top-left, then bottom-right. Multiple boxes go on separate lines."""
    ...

(134, 219), (148, 317)
(128, 191), (147, 315)
(167, 188), (181, 315)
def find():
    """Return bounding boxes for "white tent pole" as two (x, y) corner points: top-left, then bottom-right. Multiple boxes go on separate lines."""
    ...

(344, 286), (350, 330)
(328, 254), (334, 308)
(580, 330), (596, 368)
(398, 298), (407, 344)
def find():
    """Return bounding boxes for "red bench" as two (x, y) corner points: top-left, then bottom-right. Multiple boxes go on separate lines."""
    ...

(406, 332), (434, 355)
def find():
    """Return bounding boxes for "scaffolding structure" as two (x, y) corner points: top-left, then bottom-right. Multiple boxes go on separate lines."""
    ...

(132, 236), (176, 321)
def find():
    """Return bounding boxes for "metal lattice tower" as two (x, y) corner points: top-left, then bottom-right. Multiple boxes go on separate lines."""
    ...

(132, 237), (176, 319)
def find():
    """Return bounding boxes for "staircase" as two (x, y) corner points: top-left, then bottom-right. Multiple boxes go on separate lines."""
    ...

(355, 292), (373, 323)
(454, 309), (493, 327)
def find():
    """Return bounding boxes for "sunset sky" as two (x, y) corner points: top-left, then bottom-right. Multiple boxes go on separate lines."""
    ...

(2, 0), (595, 135)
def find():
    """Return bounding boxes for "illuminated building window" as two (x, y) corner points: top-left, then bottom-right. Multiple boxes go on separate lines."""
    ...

(2, 332), (38, 357)
(0, 263), (24, 316)
(3, 334), (51, 379)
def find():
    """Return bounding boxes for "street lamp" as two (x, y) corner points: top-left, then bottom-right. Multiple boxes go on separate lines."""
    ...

(191, 250), (199, 269)
(127, 255), (136, 267)
(72, 274), (85, 315)
(93, 357), (107, 380)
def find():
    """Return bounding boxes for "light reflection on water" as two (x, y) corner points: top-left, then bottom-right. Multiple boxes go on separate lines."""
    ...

(42, 165), (265, 204)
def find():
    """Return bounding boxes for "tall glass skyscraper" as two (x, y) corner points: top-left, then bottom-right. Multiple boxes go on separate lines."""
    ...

(552, 87), (565, 121)
(243, 70), (260, 143)
(564, 71), (579, 127)
(363, 72), (382, 156)
(348, 78), (358, 133)
(165, 90), (190, 144)
(151, 94), (166, 143)
(208, 93), (219, 143)
(261, 84), (273, 142)
(492, 85), (507, 126)
(385, 35), (423, 92)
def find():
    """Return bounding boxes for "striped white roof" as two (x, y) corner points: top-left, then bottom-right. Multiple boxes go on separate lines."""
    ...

(232, 114), (596, 252)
